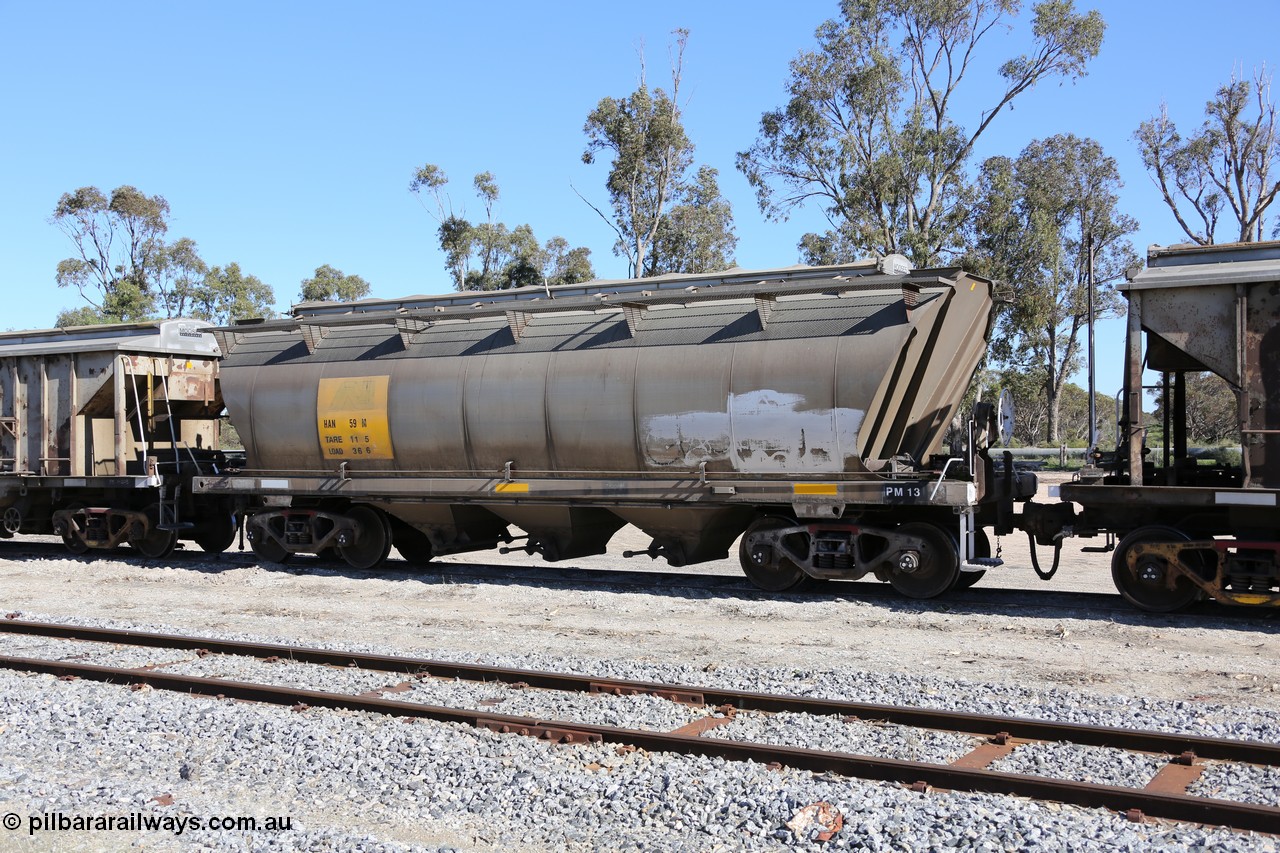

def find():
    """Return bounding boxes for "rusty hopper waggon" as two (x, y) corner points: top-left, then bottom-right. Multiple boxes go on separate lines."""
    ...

(1024, 241), (1280, 611)
(0, 320), (233, 557)
(196, 258), (1034, 597)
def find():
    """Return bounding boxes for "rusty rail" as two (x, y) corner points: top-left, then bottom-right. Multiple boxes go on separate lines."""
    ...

(1, 619), (1275, 765)
(1, 619), (1278, 834)
(0, 653), (1276, 833)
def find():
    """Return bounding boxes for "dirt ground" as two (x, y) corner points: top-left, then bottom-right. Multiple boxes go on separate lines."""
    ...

(1, 471), (1277, 712)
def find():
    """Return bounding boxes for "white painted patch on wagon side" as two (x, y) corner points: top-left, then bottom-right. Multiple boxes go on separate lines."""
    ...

(642, 390), (864, 473)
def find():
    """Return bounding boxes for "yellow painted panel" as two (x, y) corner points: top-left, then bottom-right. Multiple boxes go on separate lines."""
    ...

(793, 483), (838, 495)
(495, 482), (530, 493)
(316, 376), (394, 460)
(1229, 594), (1276, 606)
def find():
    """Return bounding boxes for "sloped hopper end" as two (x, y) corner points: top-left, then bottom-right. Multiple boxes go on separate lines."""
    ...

(1125, 243), (1280, 487)
(857, 272), (997, 465)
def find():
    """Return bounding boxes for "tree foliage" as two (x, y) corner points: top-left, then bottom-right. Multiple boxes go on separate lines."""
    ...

(969, 368), (1113, 448)
(648, 166), (738, 276)
(967, 134), (1138, 444)
(195, 263), (276, 324)
(52, 185), (171, 324)
(410, 166), (595, 291)
(581, 29), (737, 277)
(1135, 68), (1280, 244)
(155, 237), (209, 319)
(51, 184), (275, 327)
(993, 365), (1051, 446)
(299, 265), (372, 302)
(737, 0), (1105, 266)
(1148, 372), (1240, 446)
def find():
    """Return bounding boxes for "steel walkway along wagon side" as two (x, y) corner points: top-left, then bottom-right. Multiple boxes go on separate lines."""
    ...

(0, 320), (235, 557)
(195, 258), (1035, 597)
(1023, 241), (1280, 611)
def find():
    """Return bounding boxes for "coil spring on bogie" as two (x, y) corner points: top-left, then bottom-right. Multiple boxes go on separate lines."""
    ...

(813, 553), (854, 571)
(84, 516), (109, 543)
(284, 518), (311, 545)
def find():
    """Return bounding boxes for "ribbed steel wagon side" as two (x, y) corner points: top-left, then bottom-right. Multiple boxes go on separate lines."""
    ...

(0, 320), (235, 556)
(195, 259), (1034, 597)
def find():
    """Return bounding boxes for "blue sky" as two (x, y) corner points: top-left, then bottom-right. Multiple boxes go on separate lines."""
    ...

(2, 1), (1277, 401)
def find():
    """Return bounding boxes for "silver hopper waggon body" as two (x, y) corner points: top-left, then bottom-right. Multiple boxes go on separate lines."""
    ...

(197, 259), (1028, 597)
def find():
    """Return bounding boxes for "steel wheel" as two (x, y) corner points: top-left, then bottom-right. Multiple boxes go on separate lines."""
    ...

(1111, 526), (1200, 613)
(739, 516), (814, 592)
(250, 535), (291, 564)
(888, 522), (960, 599)
(339, 505), (393, 571)
(247, 518), (291, 564)
(129, 504), (177, 560)
(394, 527), (435, 565)
(193, 510), (239, 554)
(953, 529), (990, 591)
(59, 504), (90, 556)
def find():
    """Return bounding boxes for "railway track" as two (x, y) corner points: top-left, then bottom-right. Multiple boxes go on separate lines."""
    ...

(1, 618), (1276, 835)
(2, 538), (1268, 621)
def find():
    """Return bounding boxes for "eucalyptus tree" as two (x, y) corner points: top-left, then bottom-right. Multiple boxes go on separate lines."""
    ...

(51, 184), (276, 327)
(1149, 373), (1239, 446)
(737, 0), (1105, 266)
(647, 166), (737, 275)
(409, 165), (595, 291)
(581, 29), (737, 277)
(967, 134), (1138, 445)
(194, 263), (276, 324)
(298, 265), (372, 302)
(52, 185), (171, 324)
(1135, 67), (1279, 244)
(155, 237), (210, 319)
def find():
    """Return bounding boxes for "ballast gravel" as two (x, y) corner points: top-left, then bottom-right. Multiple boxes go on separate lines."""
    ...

(0, 613), (1277, 851)
(0, 669), (1273, 853)
(703, 711), (979, 765)
(988, 741), (1166, 789)
(0, 635), (168, 670)
(1191, 762), (1280, 807)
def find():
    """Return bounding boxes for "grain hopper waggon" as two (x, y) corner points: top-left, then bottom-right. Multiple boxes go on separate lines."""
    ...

(0, 319), (234, 557)
(196, 258), (1035, 596)
(1023, 241), (1280, 611)
(7, 247), (1279, 612)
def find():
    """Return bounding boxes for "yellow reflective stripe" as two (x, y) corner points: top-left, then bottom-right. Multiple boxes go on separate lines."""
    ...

(495, 482), (529, 494)
(793, 483), (837, 496)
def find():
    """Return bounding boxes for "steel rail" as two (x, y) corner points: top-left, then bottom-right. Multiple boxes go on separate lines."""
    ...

(1, 619), (1277, 765)
(0, 652), (1276, 834)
